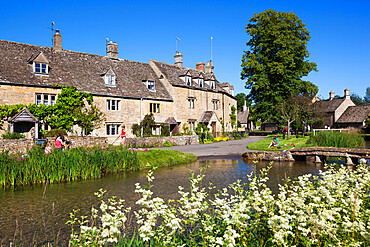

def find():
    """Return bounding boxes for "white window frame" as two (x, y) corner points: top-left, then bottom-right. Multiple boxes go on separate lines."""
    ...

(212, 100), (218, 110)
(188, 98), (195, 109)
(210, 80), (215, 89)
(151, 125), (161, 136)
(36, 93), (57, 106)
(185, 76), (192, 86)
(107, 99), (120, 111)
(105, 74), (116, 86)
(147, 80), (155, 91)
(199, 78), (204, 88)
(106, 123), (120, 136)
(188, 121), (195, 132)
(149, 103), (160, 113)
(34, 62), (48, 74)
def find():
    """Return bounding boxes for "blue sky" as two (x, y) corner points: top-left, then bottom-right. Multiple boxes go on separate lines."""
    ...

(1, 0), (369, 98)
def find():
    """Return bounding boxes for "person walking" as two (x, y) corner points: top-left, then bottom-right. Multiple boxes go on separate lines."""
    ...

(120, 125), (126, 146)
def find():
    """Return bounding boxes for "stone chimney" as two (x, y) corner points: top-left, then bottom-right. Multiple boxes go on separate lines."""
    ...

(206, 61), (214, 74)
(243, 100), (247, 112)
(196, 62), (205, 72)
(174, 51), (183, 67)
(329, 91), (335, 100)
(107, 41), (118, 59)
(53, 29), (62, 52)
(344, 89), (350, 99)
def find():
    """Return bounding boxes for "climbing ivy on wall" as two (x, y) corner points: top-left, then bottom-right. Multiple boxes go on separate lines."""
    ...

(0, 86), (104, 134)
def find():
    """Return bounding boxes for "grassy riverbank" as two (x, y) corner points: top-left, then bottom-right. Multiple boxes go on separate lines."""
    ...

(0, 146), (196, 188)
(247, 135), (311, 151)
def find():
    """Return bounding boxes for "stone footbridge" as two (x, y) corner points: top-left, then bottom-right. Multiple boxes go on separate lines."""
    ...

(243, 147), (370, 165)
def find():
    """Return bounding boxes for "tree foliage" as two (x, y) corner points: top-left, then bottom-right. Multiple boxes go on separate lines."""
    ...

(132, 113), (156, 137)
(351, 93), (365, 106)
(74, 104), (106, 135)
(241, 9), (318, 121)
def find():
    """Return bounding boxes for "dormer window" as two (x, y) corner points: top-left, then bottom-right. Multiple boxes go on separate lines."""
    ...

(210, 80), (215, 89)
(105, 74), (116, 86)
(199, 78), (204, 88)
(34, 62), (48, 74)
(186, 76), (192, 86)
(147, 80), (155, 91)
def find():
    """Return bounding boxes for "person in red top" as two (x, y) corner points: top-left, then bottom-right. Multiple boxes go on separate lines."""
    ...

(54, 134), (63, 150)
(121, 125), (126, 146)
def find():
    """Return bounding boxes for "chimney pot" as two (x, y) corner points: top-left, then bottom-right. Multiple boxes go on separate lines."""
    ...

(206, 61), (214, 74)
(344, 89), (350, 99)
(53, 30), (62, 52)
(196, 62), (205, 72)
(329, 91), (335, 100)
(107, 41), (118, 59)
(174, 51), (183, 67)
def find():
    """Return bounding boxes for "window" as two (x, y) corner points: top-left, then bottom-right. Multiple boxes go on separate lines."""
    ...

(147, 80), (155, 91)
(107, 99), (120, 111)
(188, 121), (195, 132)
(149, 103), (160, 113)
(185, 76), (192, 86)
(210, 80), (216, 89)
(188, 98), (195, 109)
(34, 62), (48, 74)
(106, 124), (120, 135)
(36, 93), (57, 106)
(105, 74), (116, 86)
(199, 79), (204, 88)
(212, 100), (218, 110)
(151, 125), (161, 136)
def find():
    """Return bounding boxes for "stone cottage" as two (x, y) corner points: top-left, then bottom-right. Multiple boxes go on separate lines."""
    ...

(0, 31), (236, 142)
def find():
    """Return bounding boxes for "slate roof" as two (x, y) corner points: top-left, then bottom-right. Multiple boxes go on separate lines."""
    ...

(336, 105), (370, 123)
(151, 60), (233, 97)
(237, 110), (249, 124)
(0, 40), (172, 101)
(199, 111), (214, 123)
(9, 108), (38, 123)
(313, 97), (346, 112)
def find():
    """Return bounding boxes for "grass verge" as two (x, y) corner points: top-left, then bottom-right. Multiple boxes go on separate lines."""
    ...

(136, 149), (197, 168)
(247, 135), (311, 151)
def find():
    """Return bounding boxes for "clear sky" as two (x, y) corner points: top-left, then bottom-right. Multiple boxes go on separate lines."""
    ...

(1, 0), (369, 99)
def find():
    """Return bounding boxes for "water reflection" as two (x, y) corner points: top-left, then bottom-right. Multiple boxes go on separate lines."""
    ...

(0, 158), (324, 246)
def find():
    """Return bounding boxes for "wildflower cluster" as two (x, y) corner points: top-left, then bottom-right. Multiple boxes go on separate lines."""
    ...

(68, 164), (370, 246)
(67, 189), (130, 246)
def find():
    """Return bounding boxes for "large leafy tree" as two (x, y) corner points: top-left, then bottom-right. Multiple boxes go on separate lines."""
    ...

(241, 9), (318, 122)
(364, 87), (370, 104)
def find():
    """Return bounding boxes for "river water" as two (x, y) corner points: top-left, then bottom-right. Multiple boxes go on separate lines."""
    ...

(0, 156), (327, 246)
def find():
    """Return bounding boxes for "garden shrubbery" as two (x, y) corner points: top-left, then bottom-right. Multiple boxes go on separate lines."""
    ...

(2, 131), (25, 139)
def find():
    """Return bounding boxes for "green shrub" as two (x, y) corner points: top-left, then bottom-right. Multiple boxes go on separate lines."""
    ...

(44, 129), (67, 137)
(307, 131), (365, 148)
(206, 132), (214, 141)
(163, 141), (172, 147)
(2, 131), (25, 139)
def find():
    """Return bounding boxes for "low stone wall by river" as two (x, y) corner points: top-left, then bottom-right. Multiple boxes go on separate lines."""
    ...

(0, 135), (199, 154)
(125, 135), (199, 147)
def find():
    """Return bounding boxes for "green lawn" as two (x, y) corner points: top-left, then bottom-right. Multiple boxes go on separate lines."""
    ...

(247, 135), (311, 151)
(136, 149), (197, 168)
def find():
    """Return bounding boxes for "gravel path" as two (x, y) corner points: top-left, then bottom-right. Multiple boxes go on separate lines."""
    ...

(158, 136), (266, 158)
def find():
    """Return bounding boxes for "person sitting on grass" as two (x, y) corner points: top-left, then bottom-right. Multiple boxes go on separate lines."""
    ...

(268, 135), (279, 149)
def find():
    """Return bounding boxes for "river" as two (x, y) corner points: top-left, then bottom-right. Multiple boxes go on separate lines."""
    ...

(0, 156), (326, 246)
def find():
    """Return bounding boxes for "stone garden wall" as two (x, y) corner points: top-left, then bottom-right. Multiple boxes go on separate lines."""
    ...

(125, 135), (199, 147)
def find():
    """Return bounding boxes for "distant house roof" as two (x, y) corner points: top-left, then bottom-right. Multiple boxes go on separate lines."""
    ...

(336, 105), (370, 123)
(0, 40), (172, 101)
(313, 97), (346, 112)
(237, 110), (249, 124)
(150, 60), (234, 98)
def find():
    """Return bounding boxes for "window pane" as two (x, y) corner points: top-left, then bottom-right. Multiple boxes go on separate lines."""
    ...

(111, 125), (116, 135)
(117, 100), (120, 111)
(106, 125), (110, 135)
(36, 94), (42, 105)
(35, 63), (41, 73)
(107, 100), (111, 110)
(112, 100), (116, 110)
(50, 95), (56, 106)
(156, 104), (160, 113)
(41, 63), (47, 73)
(43, 94), (49, 105)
